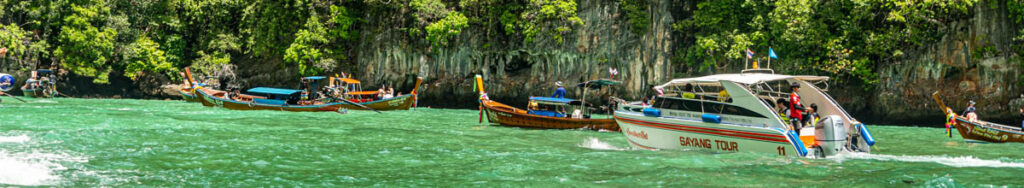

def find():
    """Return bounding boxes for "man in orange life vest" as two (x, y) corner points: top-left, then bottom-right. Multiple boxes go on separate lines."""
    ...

(788, 82), (806, 130)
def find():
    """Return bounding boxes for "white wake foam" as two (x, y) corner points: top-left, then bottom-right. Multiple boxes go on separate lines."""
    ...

(578, 137), (628, 151)
(833, 152), (1024, 168)
(0, 135), (30, 143)
(0, 135), (86, 186)
(33, 100), (57, 104)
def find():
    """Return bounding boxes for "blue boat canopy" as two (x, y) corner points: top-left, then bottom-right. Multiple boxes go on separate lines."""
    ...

(36, 69), (53, 74)
(529, 97), (579, 105)
(303, 76), (327, 80)
(247, 87), (301, 95)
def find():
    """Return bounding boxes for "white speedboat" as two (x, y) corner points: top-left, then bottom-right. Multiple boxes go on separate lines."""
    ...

(614, 69), (875, 158)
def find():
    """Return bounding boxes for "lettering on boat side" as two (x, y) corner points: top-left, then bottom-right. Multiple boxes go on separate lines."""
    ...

(679, 136), (739, 152)
(624, 128), (648, 140)
(969, 126), (1008, 141)
(387, 98), (403, 106)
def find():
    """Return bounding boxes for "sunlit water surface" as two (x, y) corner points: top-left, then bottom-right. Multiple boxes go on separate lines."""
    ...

(1, 97), (1023, 186)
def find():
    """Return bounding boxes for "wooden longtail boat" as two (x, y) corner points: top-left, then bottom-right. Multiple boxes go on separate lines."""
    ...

(21, 69), (57, 98)
(474, 75), (620, 131)
(193, 73), (421, 112)
(932, 92), (1024, 143)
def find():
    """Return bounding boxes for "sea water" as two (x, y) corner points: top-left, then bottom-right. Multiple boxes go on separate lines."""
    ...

(1, 97), (1023, 186)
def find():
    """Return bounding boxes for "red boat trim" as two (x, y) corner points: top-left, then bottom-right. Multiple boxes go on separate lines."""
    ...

(616, 115), (789, 143)
(625, 138), (658, 150)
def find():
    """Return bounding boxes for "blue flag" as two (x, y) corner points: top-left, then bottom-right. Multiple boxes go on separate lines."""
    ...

(769, 47), (778, 59)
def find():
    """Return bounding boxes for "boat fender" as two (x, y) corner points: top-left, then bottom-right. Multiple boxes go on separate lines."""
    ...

(856, 123), (875, 146)
(642, 108), (661, 117)
(249, 102), (255, 108)
(701, 114), (722, 124)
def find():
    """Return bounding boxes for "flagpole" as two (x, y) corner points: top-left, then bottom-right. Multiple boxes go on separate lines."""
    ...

(768, 47), (771, 69)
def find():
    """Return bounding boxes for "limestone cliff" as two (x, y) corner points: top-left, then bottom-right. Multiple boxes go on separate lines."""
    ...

(352, 0), (677, 109)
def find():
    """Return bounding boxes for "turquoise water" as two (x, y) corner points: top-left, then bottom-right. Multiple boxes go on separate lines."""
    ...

(1, 97), (1023, 186)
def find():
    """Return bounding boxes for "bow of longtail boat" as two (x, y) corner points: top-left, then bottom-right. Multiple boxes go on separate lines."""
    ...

(932, 91), (1024, 143)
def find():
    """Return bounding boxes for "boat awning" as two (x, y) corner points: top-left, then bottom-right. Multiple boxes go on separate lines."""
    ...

(656, 73), (828, 88)
(577, 79), (620, 89)
(529, 97), (579, 105)
(36, 69), (53, 74)
(346, 91), (379, 95)
(247, 87), (301, 95)
(338, 78), (361, 84)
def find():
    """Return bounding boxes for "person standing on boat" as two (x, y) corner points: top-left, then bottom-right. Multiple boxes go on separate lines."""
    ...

(1018, 108), (1023, 129)
(552, 81), (566, 98)
(788, 82), (806, 130)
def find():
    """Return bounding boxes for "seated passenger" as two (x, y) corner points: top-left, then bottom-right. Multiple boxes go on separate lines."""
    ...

(963, 100), (979, 123)
(681, 84), (696, 99)
(805, 104), (820, 127)
(775, 98), (790, 122)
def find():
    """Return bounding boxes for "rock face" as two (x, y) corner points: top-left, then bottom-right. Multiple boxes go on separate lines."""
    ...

(352, 0), (677, 109)
(864, 3), (1022, 125)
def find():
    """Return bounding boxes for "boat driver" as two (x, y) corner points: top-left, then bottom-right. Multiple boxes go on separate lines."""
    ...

(789, 82), (806, 130)
(1018, 108), (1023, 129)
(552, 81), (566, 98)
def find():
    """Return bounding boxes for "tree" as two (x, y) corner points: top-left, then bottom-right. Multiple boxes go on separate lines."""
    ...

(54, 1), (118, 84)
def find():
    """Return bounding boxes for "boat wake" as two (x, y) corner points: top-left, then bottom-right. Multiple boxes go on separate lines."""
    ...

(0, 135), (85, 186)
(33, 99), (57, 104)
(0, 135), (30, 143)
(578, 137), (629, 151)
(832, 152), (1024, 168)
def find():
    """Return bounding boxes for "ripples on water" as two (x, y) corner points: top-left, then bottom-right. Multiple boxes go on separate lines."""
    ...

(1, 97), (1023, 186)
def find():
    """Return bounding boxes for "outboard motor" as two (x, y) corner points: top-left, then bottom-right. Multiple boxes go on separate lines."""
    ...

(814, 115), (847, 157)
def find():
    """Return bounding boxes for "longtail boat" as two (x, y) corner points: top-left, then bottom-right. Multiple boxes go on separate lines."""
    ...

(194, 73), (421, 112)
(179, 67), (200, 103)
(21, 69), (57, 98)
(326, 76), (421, 111)
(474, 75), (620, 131)
(614, 68), (875, 158)
(932, 92), (1024, 143)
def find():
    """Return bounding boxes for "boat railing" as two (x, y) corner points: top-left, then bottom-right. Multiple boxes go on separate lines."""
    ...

(741, 68), (775, 74)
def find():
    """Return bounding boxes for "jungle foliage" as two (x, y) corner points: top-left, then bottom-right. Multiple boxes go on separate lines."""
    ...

(0, 0), (1017, 86)
(672, 0), (984, 85)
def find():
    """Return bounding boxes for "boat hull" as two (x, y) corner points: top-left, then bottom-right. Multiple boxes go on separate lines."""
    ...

(952, 117), (1024, 143)
(614, 111), (803, 157)
(481, 100), (619, 131)
(196, 88), (414, 111)
(180, 89), (200, 103)
(337, 95), (415, 111)
(22, 89), (54, 98)
(197, 88), (343, 112)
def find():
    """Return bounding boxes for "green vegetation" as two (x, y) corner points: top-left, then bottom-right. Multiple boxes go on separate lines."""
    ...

(0, 0), (1015, 86)
(673, 0), (979, 85)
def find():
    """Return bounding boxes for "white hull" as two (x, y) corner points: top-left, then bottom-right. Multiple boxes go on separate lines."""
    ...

(615, 111), (807, 157)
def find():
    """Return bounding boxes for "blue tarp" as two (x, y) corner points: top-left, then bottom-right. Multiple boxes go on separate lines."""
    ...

(528, 110), (565, 118)
(303, 76), (327, 80)
(529, 97), (578, 104)
(247, 87), (301, 95)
